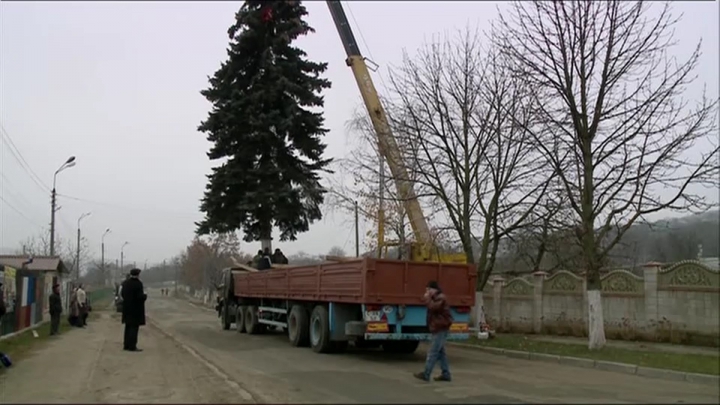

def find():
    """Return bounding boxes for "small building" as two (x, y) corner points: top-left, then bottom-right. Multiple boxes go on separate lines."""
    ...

(0, 255), (69, 336)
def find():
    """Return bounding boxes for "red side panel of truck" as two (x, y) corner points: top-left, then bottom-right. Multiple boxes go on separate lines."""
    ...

(233, 258), (476, 307)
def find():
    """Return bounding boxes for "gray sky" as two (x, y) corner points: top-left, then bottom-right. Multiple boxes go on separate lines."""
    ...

(1, 1), (718, 265)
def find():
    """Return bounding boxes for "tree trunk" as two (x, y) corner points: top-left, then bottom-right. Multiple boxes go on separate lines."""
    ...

(260, 224), (272, 252)
(586, 259), (606, 350)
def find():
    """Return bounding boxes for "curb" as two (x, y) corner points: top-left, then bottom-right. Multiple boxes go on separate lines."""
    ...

(448, 342), (720, 386)
(0, 320), (49, 341)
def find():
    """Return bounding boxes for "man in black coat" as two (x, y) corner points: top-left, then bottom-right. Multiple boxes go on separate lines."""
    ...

(49, 284), (62, 336)
(121, 268), (147, 352)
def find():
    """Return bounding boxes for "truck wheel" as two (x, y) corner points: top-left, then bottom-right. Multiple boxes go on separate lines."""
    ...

(221, 305), (231, 330)
(236, 306), (247, 333)
(382, 340), (419, 354)
(244, 305), (265, 335)
(288, 305), (310, 347)
(309, 305), (333, 353)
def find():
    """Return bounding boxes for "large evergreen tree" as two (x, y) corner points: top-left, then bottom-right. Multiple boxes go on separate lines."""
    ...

(197, 0), (332, 244)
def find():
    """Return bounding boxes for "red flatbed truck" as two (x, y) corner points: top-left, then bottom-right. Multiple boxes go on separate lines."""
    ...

(217, 258), (476, 354)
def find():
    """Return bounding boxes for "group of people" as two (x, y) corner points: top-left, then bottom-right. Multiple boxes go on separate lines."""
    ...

(67, 284), (90, 329)
(160, 288), (170, 296)
(250, 247), (288, 270)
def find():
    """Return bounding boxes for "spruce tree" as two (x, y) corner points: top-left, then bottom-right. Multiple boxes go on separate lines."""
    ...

(196, 0), (332, 244)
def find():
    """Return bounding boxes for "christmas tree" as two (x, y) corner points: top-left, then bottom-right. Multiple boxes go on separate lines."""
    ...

(196, 0), (332, 244)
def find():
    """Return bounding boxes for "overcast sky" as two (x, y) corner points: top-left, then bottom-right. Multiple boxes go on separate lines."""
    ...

(1, 1), (718, 266)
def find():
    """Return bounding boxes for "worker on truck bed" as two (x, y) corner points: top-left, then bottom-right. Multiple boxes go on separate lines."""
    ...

(272, 248), (288, 264)
(252, 250), (263, 268)
(257, 248), (273, 270)
(414, 280), (453, 383)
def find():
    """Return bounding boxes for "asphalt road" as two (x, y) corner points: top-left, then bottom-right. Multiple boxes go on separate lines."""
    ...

(146, 292), (720, 404)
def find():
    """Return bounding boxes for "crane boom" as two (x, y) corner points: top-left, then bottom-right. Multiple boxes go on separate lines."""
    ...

(326, 1), (435, 257)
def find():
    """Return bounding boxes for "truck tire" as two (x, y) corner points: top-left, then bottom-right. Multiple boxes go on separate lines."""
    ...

(236, 306), (247, 333)
(309, 305), (333, 353)
(382, 340), (419, 354)
(288, 305), (310, 347)
(221, 305), (231, 330)
(244, 305), (265, 335)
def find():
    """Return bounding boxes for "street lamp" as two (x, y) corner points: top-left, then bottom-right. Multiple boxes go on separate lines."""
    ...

(120, 241), (129, 277)
(76, 212), (91, 281)
(101, 228), (111, 286)
(50, 156), (76, 256)
(328, 190), (360, 257)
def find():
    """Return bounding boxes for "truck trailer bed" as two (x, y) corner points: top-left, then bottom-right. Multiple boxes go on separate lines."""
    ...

(233, 257), (476, 306)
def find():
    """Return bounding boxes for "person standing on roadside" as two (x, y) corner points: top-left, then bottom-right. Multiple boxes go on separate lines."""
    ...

(49, 283), (62, 336)
(69, 286), (81, 327)
(414, 280), (453, 382)
(76, 284), (88, 326)
(121, 268), (147, 352)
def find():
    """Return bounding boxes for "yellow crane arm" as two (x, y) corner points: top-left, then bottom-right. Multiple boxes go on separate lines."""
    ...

(326, 1), (434, 256)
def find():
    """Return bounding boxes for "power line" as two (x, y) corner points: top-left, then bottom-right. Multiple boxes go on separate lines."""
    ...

(0, 172), (48, 219)
(0, 124), (52, 194)
(0, 194), (45, 228)
(343, 1), (391, 92)
(57, 192), (201, 218)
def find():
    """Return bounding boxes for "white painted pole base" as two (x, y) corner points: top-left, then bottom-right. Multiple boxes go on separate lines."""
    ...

(587, 289), (607, 350)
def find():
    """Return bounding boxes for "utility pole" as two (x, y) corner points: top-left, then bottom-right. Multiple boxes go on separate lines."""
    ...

(354, 200), (360, 257)
(120, 241), (129, 279)
(101, 228), (111, 286)
(76, 212), (91, 281)
(50, 189), (57, 256)
(174, 261), (178, 297)
(50, 156), (76, 256)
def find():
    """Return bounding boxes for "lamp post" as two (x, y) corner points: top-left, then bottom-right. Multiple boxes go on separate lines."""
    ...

(120, 241), (129, 278)
(50, 156), (76, 256)
(76, 212), (91, 281)
(329, 190), (361, 257)
(101, 228), (111, 286)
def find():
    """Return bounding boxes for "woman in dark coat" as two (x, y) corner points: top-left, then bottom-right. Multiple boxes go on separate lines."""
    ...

(121, 268), (147, 352)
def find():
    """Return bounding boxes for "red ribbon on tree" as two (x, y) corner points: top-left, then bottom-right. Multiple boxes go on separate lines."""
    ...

(261, 6), (273, 22)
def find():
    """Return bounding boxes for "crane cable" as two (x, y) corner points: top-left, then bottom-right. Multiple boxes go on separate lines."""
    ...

(343, 1), (392, 93)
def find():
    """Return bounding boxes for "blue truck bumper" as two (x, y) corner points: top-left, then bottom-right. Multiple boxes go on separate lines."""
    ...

(364, 333), (470, 341)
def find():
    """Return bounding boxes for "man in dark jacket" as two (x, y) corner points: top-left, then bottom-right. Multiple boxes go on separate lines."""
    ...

(414, 280), (453, 382)
(121, 268), (147, 352)
(0, 280), (5, 320)
(252, 250), (263, 268)
(272, 248), (289, 265)
(49, 284), (63, 336)
(257, 248), (273, 271)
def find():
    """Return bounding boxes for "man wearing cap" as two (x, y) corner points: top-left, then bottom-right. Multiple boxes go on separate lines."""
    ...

(414, 280), (453, 382)
(121, 268), (147, 352)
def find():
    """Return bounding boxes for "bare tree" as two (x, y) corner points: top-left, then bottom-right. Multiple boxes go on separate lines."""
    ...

(495, 0), (719, 349)
(180, 232), (246, 292)
(327, 246), (347, 258)
(386, 28), (552, 289)
(326, 107), (414, 256)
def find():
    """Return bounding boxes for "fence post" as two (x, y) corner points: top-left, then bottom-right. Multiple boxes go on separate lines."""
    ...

(642, 261), (662, 332)
(492, 276), (504, 329)
(532, 271), (547, 333)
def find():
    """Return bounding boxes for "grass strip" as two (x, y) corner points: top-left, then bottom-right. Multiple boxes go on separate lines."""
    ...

(467, 335), (720, 376)
(0, 289), (115, 373)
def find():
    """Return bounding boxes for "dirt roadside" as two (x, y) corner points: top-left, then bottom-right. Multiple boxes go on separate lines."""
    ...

(0, 311), (250, 404)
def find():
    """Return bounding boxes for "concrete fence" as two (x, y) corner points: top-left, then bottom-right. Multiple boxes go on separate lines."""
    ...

(476, 260), (720, 346)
